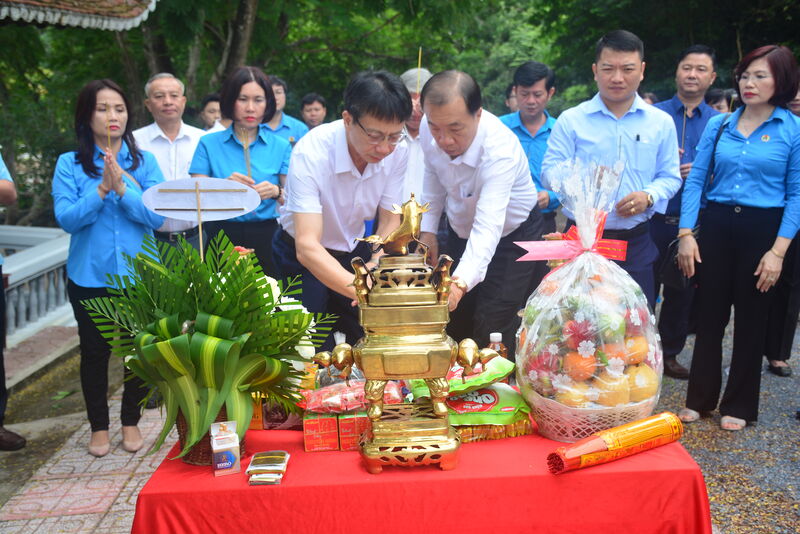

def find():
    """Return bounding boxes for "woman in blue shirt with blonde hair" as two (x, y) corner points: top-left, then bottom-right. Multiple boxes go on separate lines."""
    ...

(52, 79), (164, 457)
(677, 46), (800, 431)
(190, 66), (291, 276)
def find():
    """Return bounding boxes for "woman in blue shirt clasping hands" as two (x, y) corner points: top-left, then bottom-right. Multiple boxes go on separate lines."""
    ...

(52, 79), (165, 457)
(676, 46), (800, 431)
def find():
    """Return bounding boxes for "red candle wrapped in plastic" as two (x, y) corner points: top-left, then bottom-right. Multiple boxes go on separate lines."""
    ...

(547, 412), (683, 474)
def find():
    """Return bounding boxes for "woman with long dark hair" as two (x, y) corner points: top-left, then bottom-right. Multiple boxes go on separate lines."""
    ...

(190, 66), (292, 275)
(677, 46), (800, 430)
(52, 79), (165, 456)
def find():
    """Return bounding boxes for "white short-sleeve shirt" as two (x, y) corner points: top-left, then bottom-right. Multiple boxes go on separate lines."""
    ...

(401, 134), (425, 203)
(280, 120), (407, 252)
(419, 109), (537, 290)
(133, 121), (205, 232)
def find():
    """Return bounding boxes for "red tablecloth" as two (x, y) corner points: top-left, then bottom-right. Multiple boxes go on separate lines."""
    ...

(132, 430), (712, 534)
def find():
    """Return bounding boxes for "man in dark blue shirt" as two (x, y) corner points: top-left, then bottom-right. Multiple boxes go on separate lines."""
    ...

(652, 44), (720, 379)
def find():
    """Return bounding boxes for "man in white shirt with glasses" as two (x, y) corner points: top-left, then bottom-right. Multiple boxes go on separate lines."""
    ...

(274, 70), (410, 350)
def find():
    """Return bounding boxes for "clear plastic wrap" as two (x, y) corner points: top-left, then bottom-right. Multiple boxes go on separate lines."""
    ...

(515, 161), (663, 443)
(298, 380), (404, 413)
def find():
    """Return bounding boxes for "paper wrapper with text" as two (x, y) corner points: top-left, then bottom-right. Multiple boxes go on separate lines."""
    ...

(546, 411), (683, 474)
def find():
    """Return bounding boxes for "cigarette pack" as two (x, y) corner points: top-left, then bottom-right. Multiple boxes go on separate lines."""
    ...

(210, 421), (240, 476)
(303, 413), (338, 452)
(247, 450), (290, 475)
(250, 394), (264, 430)
(338, 412), (370, 451)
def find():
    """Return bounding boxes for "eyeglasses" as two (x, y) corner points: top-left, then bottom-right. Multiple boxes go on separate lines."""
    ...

(353, 117), (406, 146)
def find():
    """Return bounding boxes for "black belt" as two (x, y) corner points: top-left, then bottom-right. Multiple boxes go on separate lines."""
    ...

(279, 230), (350, 258)
(652, 213), (680, 226)
(154, 226), (199, 242)
(706, 201), (783, 215)
(566, 219), (649, 240)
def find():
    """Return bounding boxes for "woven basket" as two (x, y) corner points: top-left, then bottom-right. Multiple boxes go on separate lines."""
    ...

(176, 407), (247, 465)
(522, 385), (657, 443)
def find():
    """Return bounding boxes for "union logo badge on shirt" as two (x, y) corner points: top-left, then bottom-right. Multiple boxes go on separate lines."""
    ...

(761, 134), (770, 142)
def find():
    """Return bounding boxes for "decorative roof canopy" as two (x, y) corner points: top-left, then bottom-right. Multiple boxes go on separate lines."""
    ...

(0, 0), (158, 31)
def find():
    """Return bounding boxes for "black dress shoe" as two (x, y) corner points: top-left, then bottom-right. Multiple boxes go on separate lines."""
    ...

(0, 426), (26, 451)
(663, 358), (690, 380)
(767, 363), (792, 377)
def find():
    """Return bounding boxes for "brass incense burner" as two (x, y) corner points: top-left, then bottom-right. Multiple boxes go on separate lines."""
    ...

(314, 195), (492, 473)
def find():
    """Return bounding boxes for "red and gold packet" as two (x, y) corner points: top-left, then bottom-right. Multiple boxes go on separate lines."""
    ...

(547, 412), (683, 474)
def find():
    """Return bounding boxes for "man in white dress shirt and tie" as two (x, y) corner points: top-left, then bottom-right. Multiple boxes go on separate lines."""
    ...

(418, 70), (542, 359)
(133, 73), (205, 249)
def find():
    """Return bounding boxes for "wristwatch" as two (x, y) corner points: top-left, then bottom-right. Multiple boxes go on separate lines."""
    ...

(646, 193), (654, 208)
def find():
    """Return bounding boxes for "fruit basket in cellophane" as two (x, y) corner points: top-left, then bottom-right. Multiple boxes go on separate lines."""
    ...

(515, 161), (663, 442)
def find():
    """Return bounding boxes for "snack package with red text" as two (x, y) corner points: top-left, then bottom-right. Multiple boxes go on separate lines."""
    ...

(515, 160), (663, 443)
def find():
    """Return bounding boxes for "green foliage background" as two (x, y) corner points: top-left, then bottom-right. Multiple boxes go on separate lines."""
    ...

(1, 0), (798, 226)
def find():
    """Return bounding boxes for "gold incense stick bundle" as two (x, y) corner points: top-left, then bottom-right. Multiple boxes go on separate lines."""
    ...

(547, 412), (683, 474)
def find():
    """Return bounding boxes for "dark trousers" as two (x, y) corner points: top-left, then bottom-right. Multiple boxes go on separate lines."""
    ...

(207, 219), (279, 279)
(528, 211), (557, 296)
(0, 266), (7, 426)
(67, 280), (146, 432)
(765, 236), (800, 362)
(685, 203), (782, 421)
(447, 209), (543, 360)
(566, 220), (659, 310)
(272, 230), (370, 351)
(651, 215), (696, 359)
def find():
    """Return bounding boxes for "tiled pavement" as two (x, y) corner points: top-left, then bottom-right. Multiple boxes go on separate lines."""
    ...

(0, 396), (175, 534)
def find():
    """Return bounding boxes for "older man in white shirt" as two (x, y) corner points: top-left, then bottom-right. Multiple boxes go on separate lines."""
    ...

(274, 71), (410, 350)
(133, 73), (205, 248)
(418, 70), (541, 358)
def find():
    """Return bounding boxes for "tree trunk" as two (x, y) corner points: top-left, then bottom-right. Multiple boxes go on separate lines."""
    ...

(224, 0), (259, 79)
(209, 18), (234, 92)
(141, 18), (175, 76)
(185, 8), (206, 104)
(115, 32), (146, 129)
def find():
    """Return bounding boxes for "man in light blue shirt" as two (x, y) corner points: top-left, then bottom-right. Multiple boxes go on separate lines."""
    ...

(542, 30), (681, 308)
(0, 155), (25, 450)
(266, 75), (309, 145)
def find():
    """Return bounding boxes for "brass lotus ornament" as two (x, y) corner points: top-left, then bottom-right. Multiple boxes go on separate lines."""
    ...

(314, 194), (495, 473)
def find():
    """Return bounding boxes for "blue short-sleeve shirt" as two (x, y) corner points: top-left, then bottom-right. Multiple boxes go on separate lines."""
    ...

(0, 155), (13, 266)
(267, 113), (309, 146)
(189, 125), (292, 222)
(499, 110), (559, 212)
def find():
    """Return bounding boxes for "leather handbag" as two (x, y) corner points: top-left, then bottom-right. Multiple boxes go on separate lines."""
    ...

(659, 115), (730, 290)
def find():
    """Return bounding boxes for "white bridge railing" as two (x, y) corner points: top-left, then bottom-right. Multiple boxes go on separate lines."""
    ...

(1, 226), (71, 337)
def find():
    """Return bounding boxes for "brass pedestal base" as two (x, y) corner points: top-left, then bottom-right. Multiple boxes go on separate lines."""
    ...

(360, 401), (461, 474)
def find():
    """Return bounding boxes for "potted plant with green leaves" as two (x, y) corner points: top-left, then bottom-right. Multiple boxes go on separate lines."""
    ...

(82, 232), (333, 464)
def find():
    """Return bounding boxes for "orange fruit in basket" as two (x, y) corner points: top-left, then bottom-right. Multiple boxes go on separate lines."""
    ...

(539, 278), (559, 296)
(563, 351), (597, 382)
(599, 342), (626, 363)
(624, 336), (649, 365)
